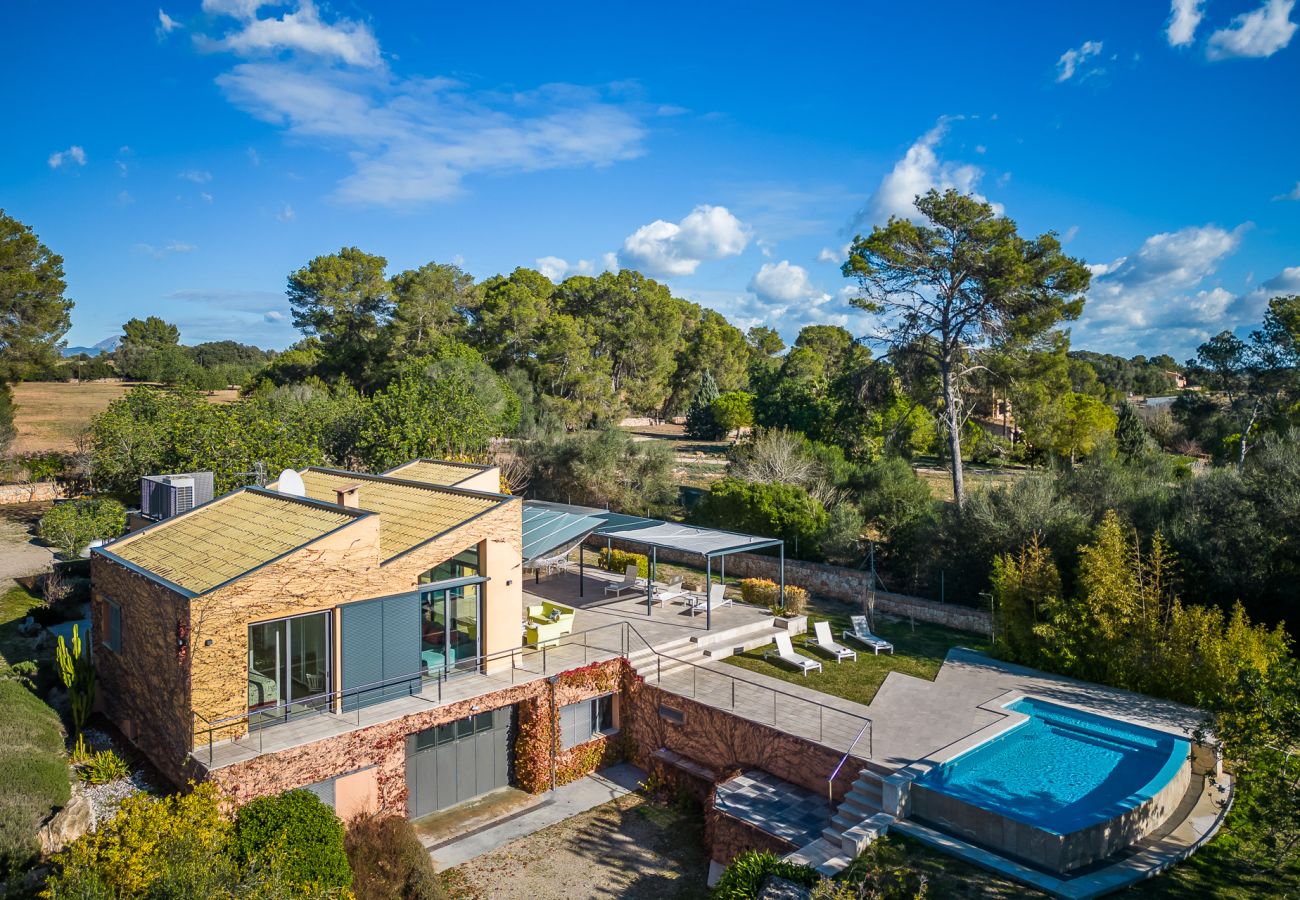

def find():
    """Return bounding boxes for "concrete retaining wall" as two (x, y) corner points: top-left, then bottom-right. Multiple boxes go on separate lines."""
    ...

(0, 482), (63, 504)
(911, 760), (1193, 873)
(591, 536), (992, 635)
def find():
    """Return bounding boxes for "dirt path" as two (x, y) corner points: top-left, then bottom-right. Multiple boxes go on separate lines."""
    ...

(441, 793), (708, 900)
(0, 503), (54, 582)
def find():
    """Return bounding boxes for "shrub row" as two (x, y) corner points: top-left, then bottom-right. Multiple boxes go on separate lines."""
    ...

(598, 547), (649, 579)
(737, 578), (809, 615)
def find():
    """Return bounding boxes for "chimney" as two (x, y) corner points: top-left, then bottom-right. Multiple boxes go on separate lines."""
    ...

(335, 484), (362, 509)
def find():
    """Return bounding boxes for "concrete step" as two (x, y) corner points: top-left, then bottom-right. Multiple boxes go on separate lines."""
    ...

(784, 836), (850, 875)
(688, 617), (779, 648)
(839, 813), (895, 858)
(837, 796), (881, 821)
(699, 627), (786, 659)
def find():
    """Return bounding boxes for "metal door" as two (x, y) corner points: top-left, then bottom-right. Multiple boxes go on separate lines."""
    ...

(405, 706), (513, 818)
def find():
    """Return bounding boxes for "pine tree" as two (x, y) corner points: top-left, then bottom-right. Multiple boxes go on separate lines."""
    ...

(684, 370), (723, 439)
(1115, 400), (1156, 461)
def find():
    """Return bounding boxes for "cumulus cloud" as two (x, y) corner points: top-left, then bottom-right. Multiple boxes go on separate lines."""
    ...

(1056, 40), (1104, 81)
(1273, 181), (1300, 201)
(1076, 223), (1253, 355)
(1166, 0), (1205, 46)
(48, 145), (86, 169)
(1264, 266), (1300, 293)
(618, 205), (750, 277)
(178, 168), (212, 183)
(748, 261), (829, 306)
(200, 0), (381, 67)
(157, 8), (181, 37)
(817, 244), (850, 264)
(1207, 0), (1297, 59)
(855, 118), (997, 227)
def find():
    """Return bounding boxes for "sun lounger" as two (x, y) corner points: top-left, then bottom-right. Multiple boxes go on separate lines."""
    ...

(813, 620), (857, 662)
(686, 583), (730, 616)
(603, 564), (640, 597)
(764, 632), (823, 676)
(843, 615), (894, 654)
(652, 576), (688, 605)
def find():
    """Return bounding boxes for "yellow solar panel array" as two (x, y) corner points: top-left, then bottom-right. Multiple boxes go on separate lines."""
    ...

(385, 460), (482, 486)
(300, 469), (501, 560)
(107, 491), (359, 595)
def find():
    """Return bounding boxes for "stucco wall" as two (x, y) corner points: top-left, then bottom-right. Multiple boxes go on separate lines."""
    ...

(593, 536), (992, 634)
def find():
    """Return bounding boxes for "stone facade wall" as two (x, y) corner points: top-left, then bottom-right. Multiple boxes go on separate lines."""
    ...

(592, 536), (991, 634)
(622, 680), (865, 803)
(91, 557), (193, 786)
(706, 809), (796, 866)
(0, 482), (63, 504)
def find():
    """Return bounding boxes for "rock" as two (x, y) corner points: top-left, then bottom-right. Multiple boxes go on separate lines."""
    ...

(38, 793), (94, 855)
(759, 876), (814, 900)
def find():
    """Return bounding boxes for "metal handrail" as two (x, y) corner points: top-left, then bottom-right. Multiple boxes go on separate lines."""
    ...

(828, 719), (873, 803)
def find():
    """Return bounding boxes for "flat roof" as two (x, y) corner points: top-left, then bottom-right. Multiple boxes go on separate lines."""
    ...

(101, 489), (366, 596)
(521, 500), (783, 562)
(299, 468), (510, 562)
(383, 458), (490, 487)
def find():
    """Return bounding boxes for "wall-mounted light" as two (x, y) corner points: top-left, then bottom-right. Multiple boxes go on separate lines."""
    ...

(204, 639), (214, 647)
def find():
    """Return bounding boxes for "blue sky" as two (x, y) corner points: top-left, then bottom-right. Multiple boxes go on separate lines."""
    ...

(4, 0), (1299, 359)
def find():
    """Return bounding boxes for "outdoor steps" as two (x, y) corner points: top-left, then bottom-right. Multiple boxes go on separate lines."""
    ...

(822, 770), (888, 853)
(699, 626), (788, 659)
(784, 836), (852, 876)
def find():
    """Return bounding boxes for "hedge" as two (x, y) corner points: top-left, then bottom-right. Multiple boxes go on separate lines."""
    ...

(598, 547), (648, 579)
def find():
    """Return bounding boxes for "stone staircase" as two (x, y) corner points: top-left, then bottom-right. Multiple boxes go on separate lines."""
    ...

(786, 769), (894, 876)
(625, 616), (792, 680)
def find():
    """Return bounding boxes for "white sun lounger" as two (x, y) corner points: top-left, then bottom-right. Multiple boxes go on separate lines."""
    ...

(843, 615), (894, 654)
(652, 576), (688, 605)
(764, 632), (822, 676)
(604, 564), (640, 597)
(686, 583), (730, 616)
(813, 620), (857, 663)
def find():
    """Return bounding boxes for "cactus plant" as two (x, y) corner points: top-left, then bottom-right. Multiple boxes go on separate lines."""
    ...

(56, 623), (96, 740)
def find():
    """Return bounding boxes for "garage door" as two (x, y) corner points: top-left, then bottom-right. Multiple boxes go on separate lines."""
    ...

(406, 706), (513, 818)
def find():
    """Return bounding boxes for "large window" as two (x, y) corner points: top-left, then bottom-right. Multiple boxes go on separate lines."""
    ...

(103, 599), (122, 653)
(248, 611), (331, 721)
(420, 582), (480, 676)
(559, 695), (616, 750)
(419, 546), (480, 585)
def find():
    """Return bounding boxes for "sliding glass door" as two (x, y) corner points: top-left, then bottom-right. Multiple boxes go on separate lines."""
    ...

(248, 611), (331, 725)
(420, 581), (482, 677)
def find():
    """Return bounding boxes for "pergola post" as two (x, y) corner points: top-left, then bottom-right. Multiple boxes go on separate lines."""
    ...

(779, 542), (785, 612)
(647, 546), (656, 614)
(705, 554), (712, 631)
(579, 543), (584, 597)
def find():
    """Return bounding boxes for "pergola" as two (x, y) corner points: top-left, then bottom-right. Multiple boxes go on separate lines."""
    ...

(522, 500), (785, 630)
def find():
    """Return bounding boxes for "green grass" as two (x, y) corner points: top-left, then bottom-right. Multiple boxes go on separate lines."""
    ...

(721, 597), (991, 705)
(843, 833), (1043, 898)
(0, 580), (70, 880)
(1121, 819), (1300, 898)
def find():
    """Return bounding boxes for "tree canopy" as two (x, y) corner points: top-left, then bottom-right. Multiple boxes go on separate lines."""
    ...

(0, 210), (73, 384)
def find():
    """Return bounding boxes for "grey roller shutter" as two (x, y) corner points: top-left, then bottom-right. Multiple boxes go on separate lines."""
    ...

(341, 599), (384, 711)
(381, 593), (421, 701)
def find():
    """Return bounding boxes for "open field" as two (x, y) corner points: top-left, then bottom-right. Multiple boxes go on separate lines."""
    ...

(9, 381), (240, 455)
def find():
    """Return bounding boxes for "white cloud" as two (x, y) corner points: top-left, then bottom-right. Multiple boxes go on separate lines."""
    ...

(1166, 0), (1205, 46)
(618, 205), (750, 277)
(133, 241), (198, 259)
(264, 310), (286, 322)
(48, 145), (86, 169)
(1264, 266), (1300, 292)
(1062, 225), (1080, 243)
(1207, 0), (1297, 59)
(1273, 181), (1300, 201)
(201, 191), (214, 203)
(1056, 40), (1104, 81)
(855, 118), (997, 227)
(166, 241), (197, 253)
(157, 8), (181, 37)
(276, 202), (294, 221)
(179, 168), (212, 183)
(117, 190), (135, 205)
(748, 261), (829, 306)
(201, 0), (381, 67)
(217, 63), (647, 206)
(1076, 223), (1252, 355)
(817, 244), (850, 264)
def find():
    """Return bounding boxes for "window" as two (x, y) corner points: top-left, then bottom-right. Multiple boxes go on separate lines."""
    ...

(559, 694), (616, 750)
(104, 599), (122, 653)
(248, 611), (331, 717)
(419, 546), (480, 585)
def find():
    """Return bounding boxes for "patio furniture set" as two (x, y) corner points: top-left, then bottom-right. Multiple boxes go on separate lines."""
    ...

(603, 563), (731, 617)
(764, 615), (894, 677)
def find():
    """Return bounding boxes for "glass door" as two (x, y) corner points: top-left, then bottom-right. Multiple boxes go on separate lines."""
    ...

(420, 582), (482, 678)
(248, 611), (331, 725)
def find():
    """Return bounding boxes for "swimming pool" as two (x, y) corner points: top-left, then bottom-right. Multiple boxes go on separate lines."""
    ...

(910, 696), (1191, 872)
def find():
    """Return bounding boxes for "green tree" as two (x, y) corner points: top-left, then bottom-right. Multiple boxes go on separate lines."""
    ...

(288, 247), (393, 390)
(233, 790), (352, 894)
(389, 261), (476, 353)
(990, 536), (1061, 666)
(711, 391), (754, 439)
(357, 344), (518, 471)
(0, 386), (15, 455)
(842, 189), (1090, 506)
(668, 307), (749, 414)
(0, 210), (73, 384)
(684, 370), (722, 439)
(1114, 400), (1156, 462)
(690, 478), (829, 559)
(1049, 392), (1117, 465)
(472, 268), (556, 370)
(523, 426), (676, 515)
(39, 498), (127, 558)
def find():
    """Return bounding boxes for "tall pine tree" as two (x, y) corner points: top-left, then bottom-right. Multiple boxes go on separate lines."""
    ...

(684, 370), (723, 439)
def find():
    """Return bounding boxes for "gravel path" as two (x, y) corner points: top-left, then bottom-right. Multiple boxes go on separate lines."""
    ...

(0, 503), (54, 583)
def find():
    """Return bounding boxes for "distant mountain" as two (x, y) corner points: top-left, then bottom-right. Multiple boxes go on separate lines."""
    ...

(62, 336), (120, 357)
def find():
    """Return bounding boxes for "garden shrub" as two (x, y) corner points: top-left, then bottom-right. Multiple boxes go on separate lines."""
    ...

(0, 680), (68, 881)
(711, 849), (818, 899)
(598, 547), (648, 579)
(783, 585), (810, 616)
(738, 578), (809, 615)
(38, 498), (127, 559)
(79, 749), (129, 785)
(233, 789), (352, 893)
(346, 811), (445, 900)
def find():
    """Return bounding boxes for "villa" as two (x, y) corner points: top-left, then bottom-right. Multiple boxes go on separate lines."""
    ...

(89, 458), (1233, 898)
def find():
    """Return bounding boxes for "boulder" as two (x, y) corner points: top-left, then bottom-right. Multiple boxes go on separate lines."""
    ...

(38, 793), (93, 855)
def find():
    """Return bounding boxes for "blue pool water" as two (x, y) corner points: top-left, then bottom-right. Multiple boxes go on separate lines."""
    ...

(918, 697), (1189, 834)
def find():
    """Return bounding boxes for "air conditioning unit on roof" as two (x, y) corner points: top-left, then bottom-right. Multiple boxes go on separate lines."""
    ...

(140, 472), (215, 521)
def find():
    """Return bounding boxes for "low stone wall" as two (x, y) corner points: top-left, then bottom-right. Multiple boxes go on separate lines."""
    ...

(706, 808), (796, 866)
(910, 760), (1193, 873)
(0, 482), (63, 504)
(591, 537), (991, 635)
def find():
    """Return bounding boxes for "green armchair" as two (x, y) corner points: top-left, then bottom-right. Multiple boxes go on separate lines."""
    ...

(525, 601), (576, 647)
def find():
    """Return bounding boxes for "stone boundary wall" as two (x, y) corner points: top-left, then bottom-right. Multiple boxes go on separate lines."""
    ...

(0, 482), (63, 504)
(590, 536), (992, 635)
(706, 808), (796, 866)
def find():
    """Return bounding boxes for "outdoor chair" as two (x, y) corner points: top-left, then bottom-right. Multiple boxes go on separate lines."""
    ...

(651, 575), (688, 606)
(686, 583), (731, 617)
(603, 564), (640, 597)
(812, 620), (857, 663)
(764, 632), (822, 676)
(843, 615), (894, 655)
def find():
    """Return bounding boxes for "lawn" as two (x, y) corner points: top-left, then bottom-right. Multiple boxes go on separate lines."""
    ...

(0, 581), (70, 880)
(9, 380), (238, 454)
(440, 792), (708, 900)
(722, 596), (991, 706)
